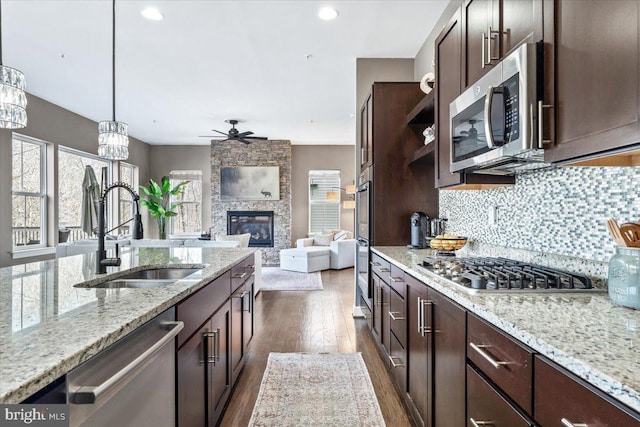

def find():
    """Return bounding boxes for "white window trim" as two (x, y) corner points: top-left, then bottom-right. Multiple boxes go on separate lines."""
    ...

(12, 134), (48, 251)
(308, 170), (341, 234)
(170, 170), (203, 234)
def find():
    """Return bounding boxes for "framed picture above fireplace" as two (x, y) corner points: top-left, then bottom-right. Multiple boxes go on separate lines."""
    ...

(220, 166), (280, 201)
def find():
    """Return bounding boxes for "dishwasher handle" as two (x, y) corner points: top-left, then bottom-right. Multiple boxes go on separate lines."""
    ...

(70, 321), (184, 404)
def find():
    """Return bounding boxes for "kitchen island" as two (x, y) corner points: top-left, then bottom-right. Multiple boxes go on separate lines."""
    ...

(0, 246), (255, 404)
(372, 246), (640, 416)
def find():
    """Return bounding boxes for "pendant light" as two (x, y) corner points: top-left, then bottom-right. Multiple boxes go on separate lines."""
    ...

(0, 0), (27, 129)
(98, 0), (128, 160)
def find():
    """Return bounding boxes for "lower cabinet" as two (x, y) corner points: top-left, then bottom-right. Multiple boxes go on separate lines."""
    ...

(176, 253), (254, 427)
(534, 356), (640, 427)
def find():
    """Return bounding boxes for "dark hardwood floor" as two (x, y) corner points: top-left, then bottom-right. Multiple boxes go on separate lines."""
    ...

(220, 267), (413, 426)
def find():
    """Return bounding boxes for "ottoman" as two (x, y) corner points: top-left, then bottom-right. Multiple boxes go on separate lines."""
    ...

(280, 246), (330, 273)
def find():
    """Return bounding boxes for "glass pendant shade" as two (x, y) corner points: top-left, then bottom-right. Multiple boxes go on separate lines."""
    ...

(98, 120), (129, 160)
(0, 65), (27, 128)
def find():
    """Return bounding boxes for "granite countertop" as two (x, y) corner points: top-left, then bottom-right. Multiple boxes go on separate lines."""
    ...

(372, 246), (640, 414)
(0, 246), (255, 404)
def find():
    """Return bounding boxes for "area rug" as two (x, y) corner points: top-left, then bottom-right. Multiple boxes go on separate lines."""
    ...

(248, 352), (385, 426)
(260, 267), (323, 291)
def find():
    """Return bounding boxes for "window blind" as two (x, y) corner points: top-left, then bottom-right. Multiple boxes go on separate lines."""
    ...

(309, 170), (340, 233)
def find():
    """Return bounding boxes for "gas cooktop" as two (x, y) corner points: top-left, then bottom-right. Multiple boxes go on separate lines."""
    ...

(417, 256), (606, 295)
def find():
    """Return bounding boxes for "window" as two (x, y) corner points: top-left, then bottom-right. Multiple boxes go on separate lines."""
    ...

(309, 170), (340, 233)
(170, 170), (202, 234)
(58, 147), (111, 242)
(119, 162), (138, 234)
(12, 135), (47, 249)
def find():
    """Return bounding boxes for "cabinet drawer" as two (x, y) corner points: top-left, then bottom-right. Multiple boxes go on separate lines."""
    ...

(389, 332), (406, 393)
(534, 356), (640, 427)
(389, 288), (406, 348)
(467, 365), (533, 427)
(370, 253), (391, 283)
(231, 255), (254, 292)
(176, 271), (231, 348)
(389, 264), (406, 297)
(467, 313), (533, 415)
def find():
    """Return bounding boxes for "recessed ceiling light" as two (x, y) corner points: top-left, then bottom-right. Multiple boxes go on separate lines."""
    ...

(141, 7), (164, 21)
(318, 7), (339, 21)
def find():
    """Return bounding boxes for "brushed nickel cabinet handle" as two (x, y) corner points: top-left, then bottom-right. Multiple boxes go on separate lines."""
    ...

(417, 297), (423, 334)
(388, 355), (405, 368)
(370, 261), (380, 266)
(389, 276), (404, 283)
(388, 311), (405, 321)
(421, 300), (433, 336)
(203, 329), (219, 365)
(538, 100), (554, 147)
(379, 267), (390, 273)
(487, 26), (500, 62)
(469, 342), (508, 369)
(481, 32), (486, 69)
(232, 290), (248, 299)
(561, 418), (588, 427)
(470, 418), (494, 427)
(232, 272), (247, 279)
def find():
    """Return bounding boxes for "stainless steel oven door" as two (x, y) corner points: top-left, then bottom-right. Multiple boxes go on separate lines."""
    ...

(356, 181), (370, 241)
(356, 238), (370, 302)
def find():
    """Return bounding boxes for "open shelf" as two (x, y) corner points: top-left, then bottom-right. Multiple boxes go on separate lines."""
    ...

(406, 91), (435, 125)
(408, 142), (435, 165)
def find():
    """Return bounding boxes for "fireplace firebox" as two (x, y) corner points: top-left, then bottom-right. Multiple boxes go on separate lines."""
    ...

(227, 211), (274, 247)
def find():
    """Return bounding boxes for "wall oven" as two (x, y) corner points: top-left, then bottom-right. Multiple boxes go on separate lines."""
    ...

(356, 167), (372, 306)
(450, 42), (549, 175)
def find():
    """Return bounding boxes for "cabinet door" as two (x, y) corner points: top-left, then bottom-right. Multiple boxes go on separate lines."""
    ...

(406, 276), (432, 427)
(432, 290), (466, 427)
(381, 281), (391, 355)
(372, 273), (383, 344)
(435, 11), (464, 188)
(501, 0), (543, 56)
(243, 277), (254, 350)
(230, 285), (243, 384)
(464, 0), (494, 86)
(359, 101), (368, 170)
(208, 302), (231, 427)
(177, 322), (208, 427)
(366, 92), (373, 167)
(545, 0), (640, 164)
(534, 357), (640, 426)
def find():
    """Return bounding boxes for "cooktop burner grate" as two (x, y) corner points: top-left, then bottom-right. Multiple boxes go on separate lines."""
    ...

(420, 256), (594, 292)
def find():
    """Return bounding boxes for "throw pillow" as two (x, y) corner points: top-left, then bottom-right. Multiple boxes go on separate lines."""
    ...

(313, 233), (333, 246)
(333, 230), (347, 241)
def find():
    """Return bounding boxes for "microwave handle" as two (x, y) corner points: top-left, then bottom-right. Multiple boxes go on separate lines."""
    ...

(483, 85), (504, 149)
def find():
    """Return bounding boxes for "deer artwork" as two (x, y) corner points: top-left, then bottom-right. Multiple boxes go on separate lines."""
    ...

(261, 189), (272, 198)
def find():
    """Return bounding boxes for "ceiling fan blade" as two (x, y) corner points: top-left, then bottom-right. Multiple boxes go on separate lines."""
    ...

(246, 136), (268, 140)
(198, 135), (227, 138)
(237, 131), (254, 137)
(211, 129), (229, 136)
(238, 138), (253, 145)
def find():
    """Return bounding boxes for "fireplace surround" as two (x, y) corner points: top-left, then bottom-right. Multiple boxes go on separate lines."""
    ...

(227, 211), (274, 247)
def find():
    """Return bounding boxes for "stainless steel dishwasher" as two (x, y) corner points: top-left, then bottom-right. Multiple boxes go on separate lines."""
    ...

(67, 308), (183, 427)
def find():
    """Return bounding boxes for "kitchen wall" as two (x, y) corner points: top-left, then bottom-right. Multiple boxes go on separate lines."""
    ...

(440, 165), (640, 263)
(149, 145), (212, 237)
(0, 93), (151, 267)
(210, 140), (291, 265)
(291, 145), (355, 241)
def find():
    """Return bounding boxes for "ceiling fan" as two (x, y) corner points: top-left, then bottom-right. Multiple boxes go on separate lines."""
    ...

(199, 119), (268, 145)
(452, 119), (485, 144)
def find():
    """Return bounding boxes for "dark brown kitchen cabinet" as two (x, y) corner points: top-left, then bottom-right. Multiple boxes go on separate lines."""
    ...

(230, 259), (255, 385)
(544, 0), (640, 165)
(534, 356), (640, 427)
(467, 365), (533, 427)
(463, 0), (543, 88)
(435, 9), (514, 189)
(362, 83), (439, 244)
(431, 289), (466, 427)
(207, 303), (231, 427)
(405, 274), (432, 427)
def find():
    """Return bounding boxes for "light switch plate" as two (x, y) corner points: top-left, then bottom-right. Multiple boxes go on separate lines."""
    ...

(488, 206), (497, 225)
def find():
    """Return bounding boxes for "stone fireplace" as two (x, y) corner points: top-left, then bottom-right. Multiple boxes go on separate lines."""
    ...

(227, 211), (274, 247)
(211, 139), (292, 264)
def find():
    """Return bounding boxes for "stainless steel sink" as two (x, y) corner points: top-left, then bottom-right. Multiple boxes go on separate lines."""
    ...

(75, 266), (204, 289)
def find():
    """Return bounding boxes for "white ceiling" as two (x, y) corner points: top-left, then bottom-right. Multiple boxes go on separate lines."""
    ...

(4, 0), (448, 145)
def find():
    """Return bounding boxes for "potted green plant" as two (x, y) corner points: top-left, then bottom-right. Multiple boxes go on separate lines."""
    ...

(139, 176), (189, 239)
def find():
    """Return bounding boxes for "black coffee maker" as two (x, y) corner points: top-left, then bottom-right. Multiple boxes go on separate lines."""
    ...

(409, 212), (430, 249)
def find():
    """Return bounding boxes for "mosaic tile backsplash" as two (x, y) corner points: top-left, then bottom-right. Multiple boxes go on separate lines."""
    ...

(439, 166), (640, 263)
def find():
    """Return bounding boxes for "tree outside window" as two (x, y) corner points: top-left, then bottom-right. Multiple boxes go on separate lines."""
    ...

(12, 136), (47, 249)
(170, 170), (202, 234)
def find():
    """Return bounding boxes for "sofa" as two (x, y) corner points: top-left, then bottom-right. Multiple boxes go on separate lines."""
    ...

(279, 231), (356, 273)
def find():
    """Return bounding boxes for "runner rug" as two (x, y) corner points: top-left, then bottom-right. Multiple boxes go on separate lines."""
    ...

(260, 267), (323, 291)
(248, 352), (386, 426)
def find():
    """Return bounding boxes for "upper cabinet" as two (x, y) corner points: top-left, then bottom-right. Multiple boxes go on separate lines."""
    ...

(463, 0), (543, 89)
(435, 9), (515, 189)
(544, 0), (640, 165)
(359, 93), (373, 171)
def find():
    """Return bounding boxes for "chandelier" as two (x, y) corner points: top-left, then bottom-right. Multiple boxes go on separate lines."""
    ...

(98, 0), (128, 160)
(0, 0), (27, 129)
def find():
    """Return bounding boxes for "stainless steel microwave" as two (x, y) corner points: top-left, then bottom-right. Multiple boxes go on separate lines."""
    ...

(449, 43), (549, 175)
